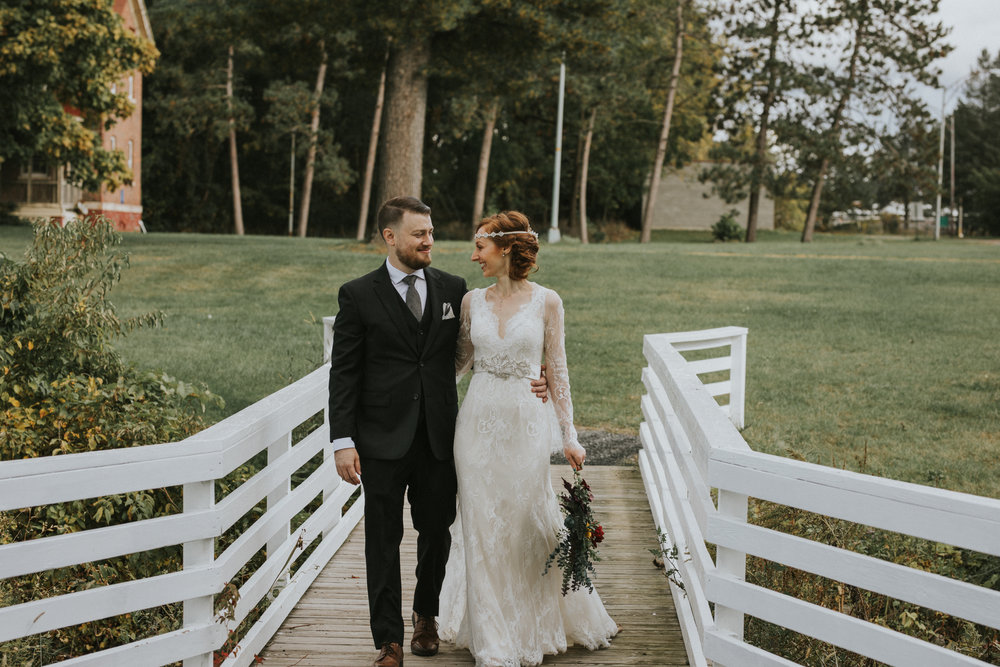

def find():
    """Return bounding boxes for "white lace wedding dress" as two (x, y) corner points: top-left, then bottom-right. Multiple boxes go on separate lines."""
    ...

(438, 283), (618, 667)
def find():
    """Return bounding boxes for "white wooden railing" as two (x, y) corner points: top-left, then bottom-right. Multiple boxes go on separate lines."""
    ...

(0, 319), (361, 666)
(639, 326), (1000, 667)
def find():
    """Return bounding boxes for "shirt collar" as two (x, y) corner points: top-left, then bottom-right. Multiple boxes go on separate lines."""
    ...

(385, 258), (425, 285)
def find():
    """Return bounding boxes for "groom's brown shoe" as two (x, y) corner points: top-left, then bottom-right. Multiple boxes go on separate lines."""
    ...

(373, 642), (403, 667)
(410, 612), (440, 656)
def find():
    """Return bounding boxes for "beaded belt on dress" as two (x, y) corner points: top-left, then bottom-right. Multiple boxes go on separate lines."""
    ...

(473, 355), (541, 380)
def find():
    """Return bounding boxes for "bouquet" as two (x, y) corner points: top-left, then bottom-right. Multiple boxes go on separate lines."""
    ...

(543, 470), (605, 594)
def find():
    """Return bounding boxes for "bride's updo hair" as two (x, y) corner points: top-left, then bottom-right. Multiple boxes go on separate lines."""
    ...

(476, 211), (539, 281)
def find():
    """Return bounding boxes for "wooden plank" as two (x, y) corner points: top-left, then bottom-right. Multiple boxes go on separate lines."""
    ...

(260, 466), (690, 666)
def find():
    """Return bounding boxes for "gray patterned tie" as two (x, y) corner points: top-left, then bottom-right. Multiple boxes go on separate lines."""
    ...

(402, 274), (422, 320)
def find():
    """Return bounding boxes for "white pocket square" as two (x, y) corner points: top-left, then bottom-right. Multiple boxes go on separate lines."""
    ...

(442, 302), (456, 320)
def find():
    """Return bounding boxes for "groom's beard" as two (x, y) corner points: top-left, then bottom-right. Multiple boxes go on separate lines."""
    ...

(398, 245), (432, 270)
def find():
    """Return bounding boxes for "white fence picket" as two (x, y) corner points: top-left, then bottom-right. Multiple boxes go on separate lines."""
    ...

(708, 575), (992, 667)
(638, 326), (1000, 666)
(710, 447), (1000, 557)
(0, 330), (362, 666)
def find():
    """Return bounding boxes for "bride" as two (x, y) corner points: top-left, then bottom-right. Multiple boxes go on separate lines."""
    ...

(438, 211), (618, 666)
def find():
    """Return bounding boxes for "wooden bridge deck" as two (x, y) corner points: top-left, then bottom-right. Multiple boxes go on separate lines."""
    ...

(260, 466), (688, 666)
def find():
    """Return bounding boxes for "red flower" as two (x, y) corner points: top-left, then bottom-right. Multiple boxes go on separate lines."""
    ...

(591, 524), (605, 546)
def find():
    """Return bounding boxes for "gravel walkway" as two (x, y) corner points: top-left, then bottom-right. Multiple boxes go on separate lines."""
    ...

(550, 429), (642, 467)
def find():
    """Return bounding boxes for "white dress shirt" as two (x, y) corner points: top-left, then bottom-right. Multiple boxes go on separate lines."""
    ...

(332, 259), (427, 452)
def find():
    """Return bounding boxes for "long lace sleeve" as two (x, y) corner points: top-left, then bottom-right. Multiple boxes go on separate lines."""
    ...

(455, 291), (474, 382)
(543, 289), (581, 451)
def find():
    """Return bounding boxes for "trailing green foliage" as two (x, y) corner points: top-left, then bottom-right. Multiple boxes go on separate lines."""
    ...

(0, 219), (220, 661)
(544, 471), (604, 594)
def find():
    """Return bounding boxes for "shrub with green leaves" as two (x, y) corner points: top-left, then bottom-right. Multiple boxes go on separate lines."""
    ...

(0, 218), (221, 661)
(711, 209), (744, 242)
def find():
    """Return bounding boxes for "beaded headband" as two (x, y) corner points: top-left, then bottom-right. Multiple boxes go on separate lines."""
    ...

(474, 229), (539, 240)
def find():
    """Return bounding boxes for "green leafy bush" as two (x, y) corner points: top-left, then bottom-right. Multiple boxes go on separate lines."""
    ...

(711, 209), (743, 242)
(0, 218), (221, 662)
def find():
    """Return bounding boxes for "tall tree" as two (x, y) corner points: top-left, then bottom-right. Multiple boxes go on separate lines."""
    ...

(707, 0), (818, 242)
(799, 0), (949, 242)
(873, 101), (937, 229)
(471, 98), (500, 226)
(0, 0), (157, 191)
(357, 46), (389, 241)
(640, 0), (686, 243)
(225, 44), (245, 235)
(952, 50), (1000, 236)
(297, 40), (328, 237)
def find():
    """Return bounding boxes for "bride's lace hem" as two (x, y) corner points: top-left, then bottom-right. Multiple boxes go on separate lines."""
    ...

(441, 623), (617, 667)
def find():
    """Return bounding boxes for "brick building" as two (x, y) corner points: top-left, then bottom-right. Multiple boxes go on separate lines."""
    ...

(0, 0), (153, 232)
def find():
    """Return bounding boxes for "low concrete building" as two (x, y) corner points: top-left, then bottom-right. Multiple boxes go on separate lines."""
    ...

(647, 162), (774, 231)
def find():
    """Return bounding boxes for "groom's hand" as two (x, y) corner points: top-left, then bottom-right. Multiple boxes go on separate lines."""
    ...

(531, 364), (548, 403)
(335, 448), (362, 485)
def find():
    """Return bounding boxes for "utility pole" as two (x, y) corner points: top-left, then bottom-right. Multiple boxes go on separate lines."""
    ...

(935, 87), (944, 241)
(549, 56), (566, 244)
(949, 113), (955, 236)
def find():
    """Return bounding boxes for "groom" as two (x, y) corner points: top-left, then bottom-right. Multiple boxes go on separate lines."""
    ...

(329, 196), (545, 667)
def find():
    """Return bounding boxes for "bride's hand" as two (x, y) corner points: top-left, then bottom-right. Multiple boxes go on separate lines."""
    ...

(564, 443), (585, 471)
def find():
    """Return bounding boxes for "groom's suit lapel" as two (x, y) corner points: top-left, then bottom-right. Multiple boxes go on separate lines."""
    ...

(371, 264), (419, 356)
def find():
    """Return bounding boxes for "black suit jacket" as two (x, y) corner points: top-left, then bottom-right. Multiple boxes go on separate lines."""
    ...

(328, 263), (467, 461)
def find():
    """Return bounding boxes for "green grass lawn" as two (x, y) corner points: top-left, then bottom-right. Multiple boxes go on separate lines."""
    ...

(2, 225), (998, 497)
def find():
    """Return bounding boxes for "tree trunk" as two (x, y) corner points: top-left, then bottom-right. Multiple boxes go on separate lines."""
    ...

(579, 108), (596, 245)
(746, 0), (783, 243)
(640, 0), (685, 243)
(801, 157), (830, 242)
(297, 40), (327, 238)
(226, 44), (244, 236)
(569, 107), (586, 237)
(377, 35), (430, 207)
(471, 98), (500, 228)
(287, 131), (295, 236)
(357, 47), (389, 241)
(801, 16), (864, 242)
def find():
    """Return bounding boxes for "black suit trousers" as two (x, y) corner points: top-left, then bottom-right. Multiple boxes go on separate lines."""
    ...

(359, 412), (458, 647)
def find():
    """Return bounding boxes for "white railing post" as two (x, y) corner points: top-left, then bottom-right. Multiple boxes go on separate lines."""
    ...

(267, 433), (292, 591)
(728, 330), (747, 430)
(183, 480), (216, 667)
(712, 487), (748, 666)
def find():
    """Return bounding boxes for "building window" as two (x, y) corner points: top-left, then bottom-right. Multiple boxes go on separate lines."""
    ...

(110, 136), (116, 151)
(127, 140), (133, 169)
(128, 75), (135, 102)
(111, 82), (117, 94)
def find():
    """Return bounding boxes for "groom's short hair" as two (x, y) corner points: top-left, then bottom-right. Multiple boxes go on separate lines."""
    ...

(377, 196), (431, 239)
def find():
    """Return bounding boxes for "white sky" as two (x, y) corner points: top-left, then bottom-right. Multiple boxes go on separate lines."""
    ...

(919, 0), (1000, 111)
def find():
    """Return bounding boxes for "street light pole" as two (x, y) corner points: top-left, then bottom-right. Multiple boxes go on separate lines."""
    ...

(549, 56), (566, 244)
